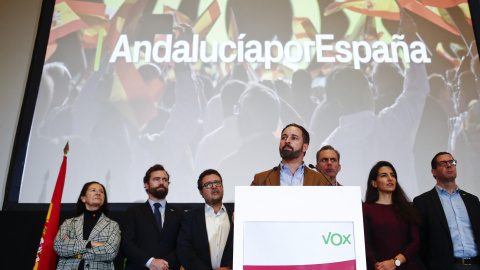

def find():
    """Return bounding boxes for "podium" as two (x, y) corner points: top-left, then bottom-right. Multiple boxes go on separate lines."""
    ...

(233, 186), (366, 269)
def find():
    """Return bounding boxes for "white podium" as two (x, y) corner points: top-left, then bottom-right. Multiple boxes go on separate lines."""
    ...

(233, 186), (366, 270)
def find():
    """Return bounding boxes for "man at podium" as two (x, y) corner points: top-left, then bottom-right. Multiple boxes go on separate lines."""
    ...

(251, 123), (331, 186)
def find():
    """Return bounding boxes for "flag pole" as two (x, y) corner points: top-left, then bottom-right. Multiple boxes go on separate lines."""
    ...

(33, 142), (69, 270)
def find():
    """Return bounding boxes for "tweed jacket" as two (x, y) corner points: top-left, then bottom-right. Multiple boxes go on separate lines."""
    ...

(54, 213), (121, 270)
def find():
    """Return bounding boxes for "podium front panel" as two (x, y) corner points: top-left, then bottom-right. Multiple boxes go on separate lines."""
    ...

(234, 186), (366, 269)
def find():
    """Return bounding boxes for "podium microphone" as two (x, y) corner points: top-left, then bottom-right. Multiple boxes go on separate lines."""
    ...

(308, 164), (334, 186)
(261, 166), (278, 186)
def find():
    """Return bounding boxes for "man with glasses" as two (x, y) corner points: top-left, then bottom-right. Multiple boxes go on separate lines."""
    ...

(122, 164), (183, 270)
(177, 169), (233, 270)
(413, 152), (480, 270)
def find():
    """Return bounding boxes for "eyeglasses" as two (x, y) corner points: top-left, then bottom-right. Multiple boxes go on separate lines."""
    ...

(202, 180), (222, 189)
(436, 160), (457, 167)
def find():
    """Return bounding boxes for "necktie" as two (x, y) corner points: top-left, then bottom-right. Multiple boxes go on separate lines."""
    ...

(154, 203), (163, 232)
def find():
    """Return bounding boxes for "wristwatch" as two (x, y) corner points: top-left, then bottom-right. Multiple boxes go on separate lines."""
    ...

(393, 257), (401, 267)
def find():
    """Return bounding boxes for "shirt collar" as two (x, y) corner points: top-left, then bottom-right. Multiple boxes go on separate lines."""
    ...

(148, 198), (166, 209)
(205, 203), (226, 215)
(435, 185), (460, 196)
(279, 162), (305, 173)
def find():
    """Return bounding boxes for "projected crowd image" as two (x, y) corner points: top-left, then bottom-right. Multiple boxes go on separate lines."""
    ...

(21, 0), (480, 203)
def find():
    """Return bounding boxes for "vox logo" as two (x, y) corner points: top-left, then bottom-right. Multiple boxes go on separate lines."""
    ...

(322, 232), (351, 246)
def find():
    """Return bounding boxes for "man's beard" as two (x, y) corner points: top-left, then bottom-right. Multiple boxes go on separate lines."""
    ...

(205, 189), (223, 206)
(149, 185), (168, 200)
(280, 146), (302, 160)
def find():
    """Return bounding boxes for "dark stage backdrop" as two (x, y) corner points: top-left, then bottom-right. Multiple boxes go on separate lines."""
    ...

(0, 203), (224, 268)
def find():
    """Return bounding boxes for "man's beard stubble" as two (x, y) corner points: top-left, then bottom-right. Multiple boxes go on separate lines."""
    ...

(205, 188), (223, 206)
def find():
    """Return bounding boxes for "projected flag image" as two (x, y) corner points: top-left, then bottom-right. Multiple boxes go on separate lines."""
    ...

(21, 0), (480, 203)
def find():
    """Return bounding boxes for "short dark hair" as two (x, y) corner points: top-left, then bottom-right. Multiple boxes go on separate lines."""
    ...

(76, 181), (109, 215)
(197, 169), (222, 191)
(431, 152), (453, 169)
(281, 123), (310, 144)
(316, 145), (340, 163)
(143, 164), (169, 184)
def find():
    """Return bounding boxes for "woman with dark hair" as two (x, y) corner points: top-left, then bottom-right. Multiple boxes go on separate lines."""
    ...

(363, 161), (422, 270)
(54, 181), (121, 269)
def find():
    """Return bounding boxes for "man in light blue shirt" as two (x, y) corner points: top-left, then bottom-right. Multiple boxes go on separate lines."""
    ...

(414, 152), (480, 270)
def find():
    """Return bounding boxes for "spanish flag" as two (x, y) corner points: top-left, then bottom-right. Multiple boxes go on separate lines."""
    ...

(292, 17), (317, 40)
(164, 5), (192, 25)
(397, 0), (460, 35)
(420, 0), (467, 9)
(49, 0), (89, 43)
(324, 0), (401, 21)
(33, 143), (69, 270)
(193, 0), (221, 40)
(110, 59), (164, 130)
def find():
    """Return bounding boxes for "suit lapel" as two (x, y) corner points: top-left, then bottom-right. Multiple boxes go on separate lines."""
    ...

(460, 191), (480, 240)
(269, 167), (280, 186)
(162, 202), (176, 236)
(303, 167), (313, 186)
(428, 188), (450, 233)
(221, 206), (234, 267)
(196, 207), (209, 248)
(141, 201), (161, 235)
(225, 207), (234, 241)
(88, 213), (109, 240)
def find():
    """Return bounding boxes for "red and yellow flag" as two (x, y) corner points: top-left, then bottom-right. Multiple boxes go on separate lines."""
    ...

(193, 0), (221, 40)
(397, 0), (460, 35)
(293, 17), (317, 40)
(33, 143), (69, 270)
(49, 0), (89, 43)
(164, 5), (192, 25)
(324, 0), (401, 21)
(110, 59), (164, 130)
(420, 0), (467, 8)
(67, 1), (108, 48)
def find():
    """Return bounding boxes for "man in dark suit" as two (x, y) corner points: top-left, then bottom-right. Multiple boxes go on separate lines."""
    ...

(177, 169), (233, 270)
(122, 164), (182, 270)
(413, 152), (480, 270)
(251, 123), (331, 186)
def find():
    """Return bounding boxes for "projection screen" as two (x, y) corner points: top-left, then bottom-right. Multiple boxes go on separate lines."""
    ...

(16, 0), (480, 203)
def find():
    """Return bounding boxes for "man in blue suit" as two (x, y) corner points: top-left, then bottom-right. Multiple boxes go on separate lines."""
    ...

(122, 164), (182, 270)
(177, 169), (234, 270)
(414, 152), (480, 270)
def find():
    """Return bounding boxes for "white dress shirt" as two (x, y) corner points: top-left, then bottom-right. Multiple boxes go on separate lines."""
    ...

(205, 203), (230, 269)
